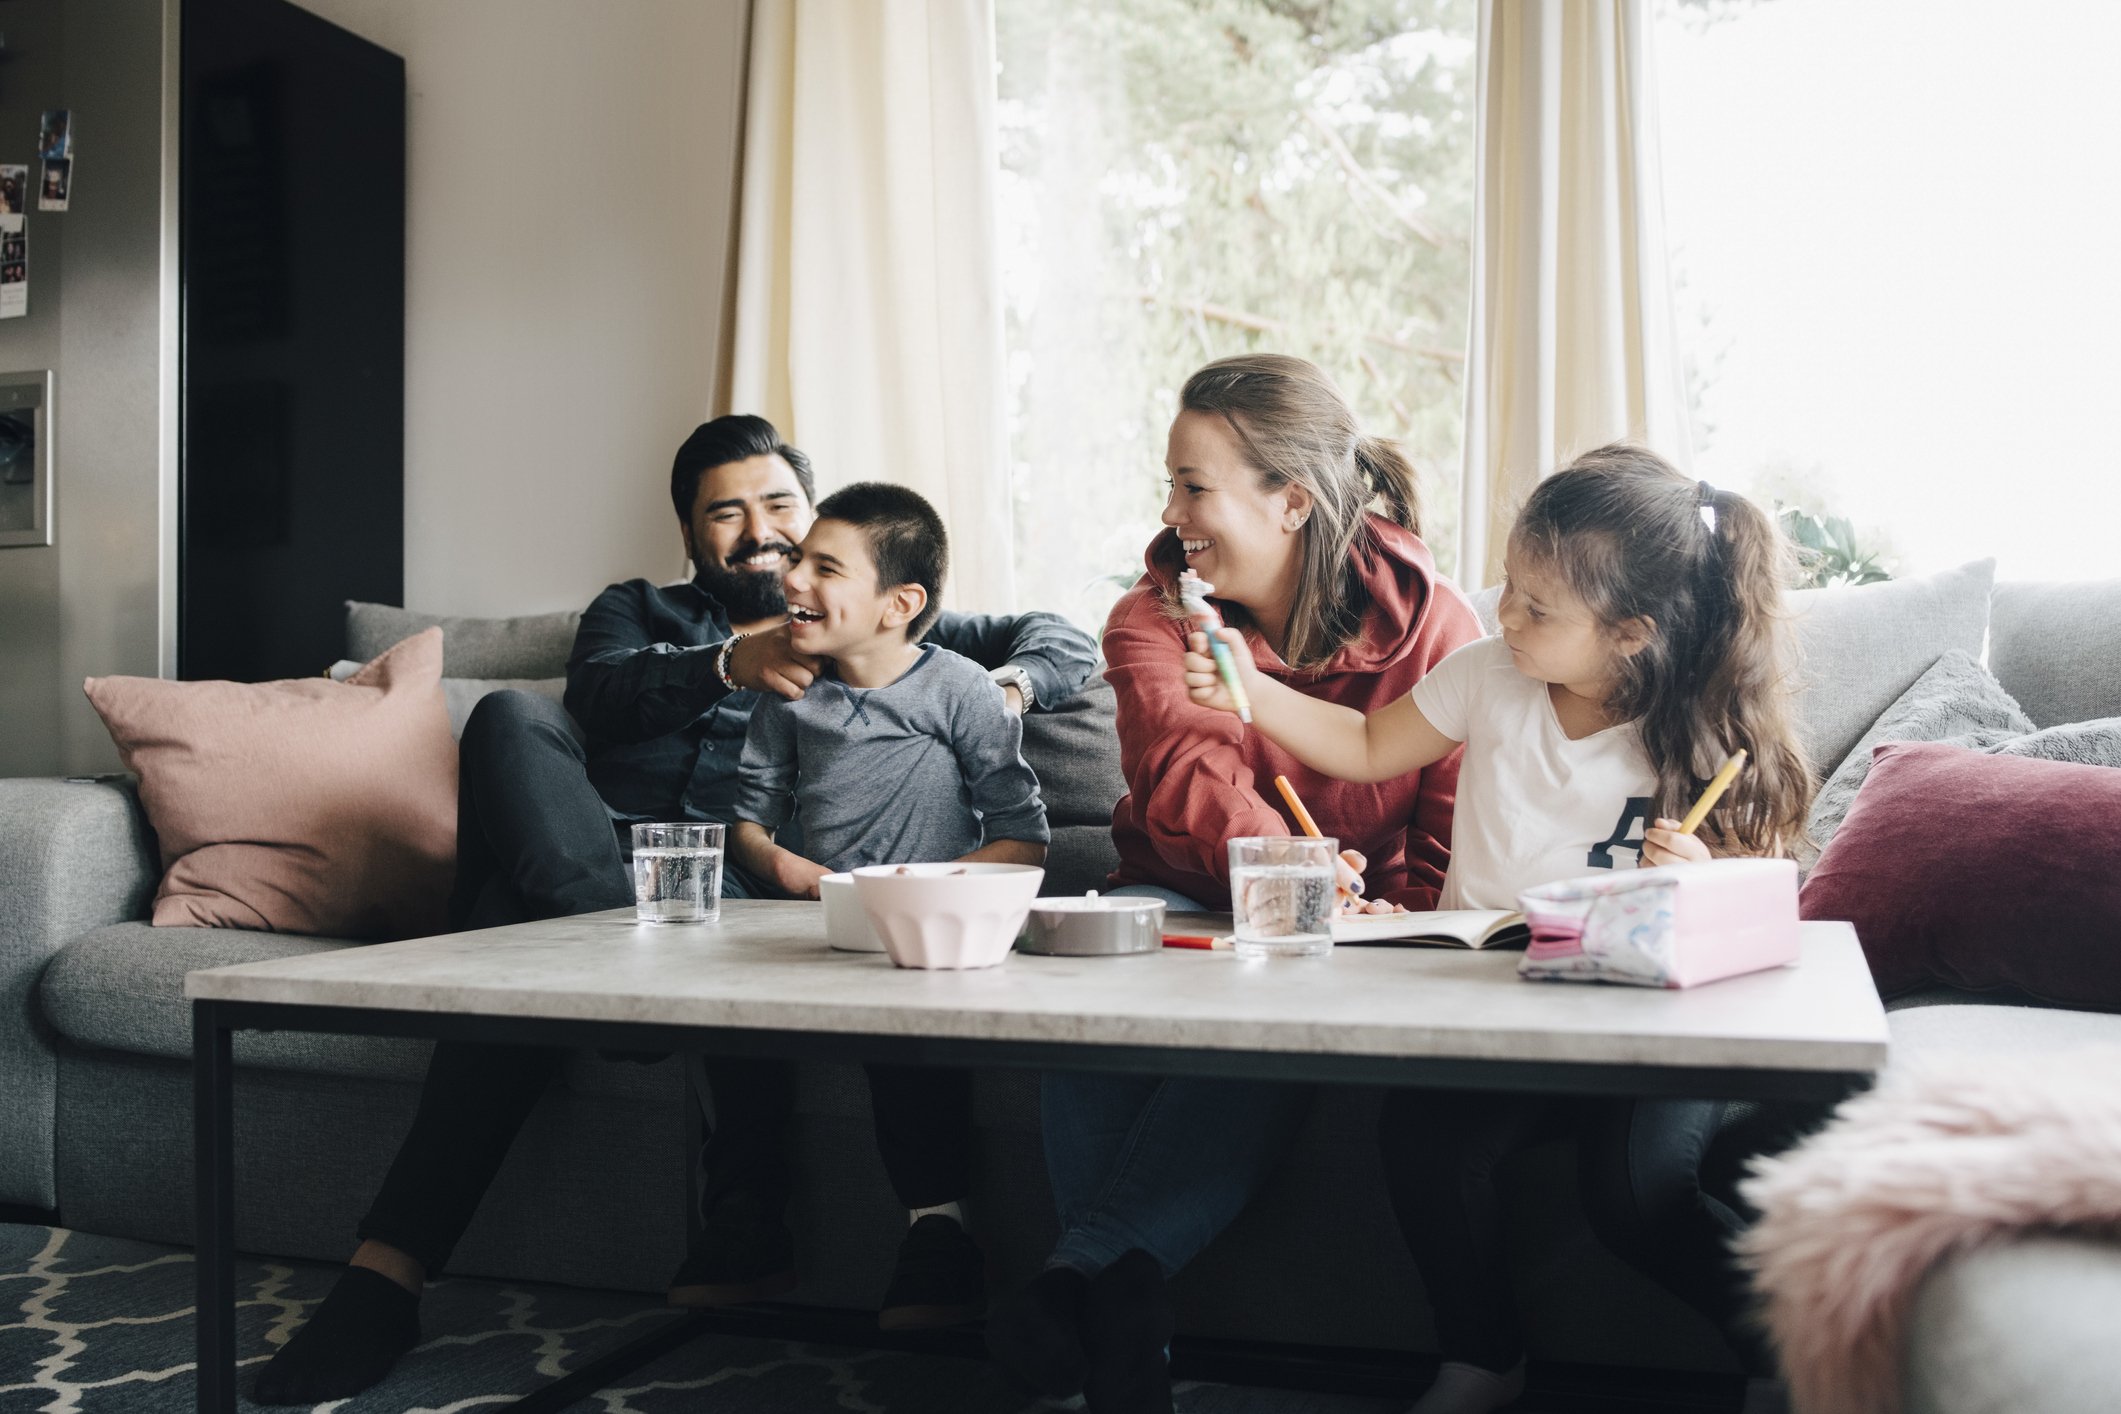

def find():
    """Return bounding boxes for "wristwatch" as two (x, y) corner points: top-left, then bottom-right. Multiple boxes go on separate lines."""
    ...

(989, 663), (1035, 710)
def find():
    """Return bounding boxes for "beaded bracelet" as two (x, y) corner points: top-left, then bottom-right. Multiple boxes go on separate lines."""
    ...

(714, 631), (749, 691)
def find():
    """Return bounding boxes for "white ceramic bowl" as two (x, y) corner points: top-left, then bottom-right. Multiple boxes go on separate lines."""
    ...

(851, 862), (1045, 970)
(818, 872), (884, 952)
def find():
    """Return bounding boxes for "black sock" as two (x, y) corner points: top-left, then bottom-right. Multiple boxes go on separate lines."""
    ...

(252, 1265), (421, 1405)
(984, 1264), (1088, 1398)
(1082, 1250), (1173, 1414)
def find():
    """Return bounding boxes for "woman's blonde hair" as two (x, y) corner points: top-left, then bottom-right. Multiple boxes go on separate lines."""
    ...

(1175, 353), (1422, 672)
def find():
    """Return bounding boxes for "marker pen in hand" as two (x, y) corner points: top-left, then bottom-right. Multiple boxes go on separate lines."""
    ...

(1178, 568), (1253, 724)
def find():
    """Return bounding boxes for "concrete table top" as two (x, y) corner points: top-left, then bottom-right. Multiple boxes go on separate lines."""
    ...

(186, 903), (1887, 1078)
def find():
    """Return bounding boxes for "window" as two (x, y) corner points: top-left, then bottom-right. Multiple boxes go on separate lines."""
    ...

(997, 0), (1478, 631)
(1657, 0), (2121, 582)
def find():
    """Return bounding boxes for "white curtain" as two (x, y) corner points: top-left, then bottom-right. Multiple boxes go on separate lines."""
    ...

(726, 0), (1015, 611)
(1458, 0), (1692, 588)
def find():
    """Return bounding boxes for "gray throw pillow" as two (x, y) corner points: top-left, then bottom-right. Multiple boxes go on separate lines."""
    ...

(1807, 650), (2032, 851)
(1988, 579), (2121, 728)
(345, 601), (582, 679)
(1785, 559), (1996, 776)
(328, 660), (573, 742)
(1464, 582), (1502, 636)
(1019, 678), (1126, 828)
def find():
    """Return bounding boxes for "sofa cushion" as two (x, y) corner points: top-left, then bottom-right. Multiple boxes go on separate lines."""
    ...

(1785, 559), (1995, 775)
(83, 629), (459, 941)
(346, 600), (582, 679)
(1807, 651), (2033, 852)
(1989, 579), (2121, 729)
(42, 923), (434, 1081)
(1019, 677), (1125, 829)
(1906, 1235), (2121, 1414)
(38, 922), (674, 1099)
(331, 659), (572, 743)
(1888, 1000), (2121, 1060)
(1803, 742), (2121, 1009)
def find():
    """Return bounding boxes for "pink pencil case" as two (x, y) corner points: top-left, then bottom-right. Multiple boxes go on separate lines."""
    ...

(1515, 858), (1799, 989)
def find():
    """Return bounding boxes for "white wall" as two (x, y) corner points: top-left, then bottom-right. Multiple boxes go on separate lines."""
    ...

(293, 0), (748, 616)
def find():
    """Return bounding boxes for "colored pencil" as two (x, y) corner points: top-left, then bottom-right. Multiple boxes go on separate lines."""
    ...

(1678, 750), (1748, 836)
(1274, 774), (1323, 838)
(1162, 934), (1233, 950)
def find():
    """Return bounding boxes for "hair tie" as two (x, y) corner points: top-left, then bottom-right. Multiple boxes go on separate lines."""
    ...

(1695, 479), (1721, 533)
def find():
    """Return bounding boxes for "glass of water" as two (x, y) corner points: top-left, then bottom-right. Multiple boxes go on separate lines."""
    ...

(1228, 835), (1336, 958)
(631, 822), (724, 925)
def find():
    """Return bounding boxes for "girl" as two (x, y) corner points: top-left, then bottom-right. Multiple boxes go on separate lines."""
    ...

(1184, 445), (1811, 1414)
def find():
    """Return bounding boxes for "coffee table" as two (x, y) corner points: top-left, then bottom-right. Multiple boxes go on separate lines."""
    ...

(185, 902), (1888, 1412)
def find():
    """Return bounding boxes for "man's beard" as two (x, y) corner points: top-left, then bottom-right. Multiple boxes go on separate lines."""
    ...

(695, 539), (797, 623)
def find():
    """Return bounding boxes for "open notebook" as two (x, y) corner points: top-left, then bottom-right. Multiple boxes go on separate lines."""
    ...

(1330, 909), (1530, 949)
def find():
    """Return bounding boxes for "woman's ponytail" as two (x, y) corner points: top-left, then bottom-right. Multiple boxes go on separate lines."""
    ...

(1354, 436), (1422, 536)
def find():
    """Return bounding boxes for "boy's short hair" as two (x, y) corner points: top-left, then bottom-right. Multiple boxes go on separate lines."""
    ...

(812, 482), (948, 639)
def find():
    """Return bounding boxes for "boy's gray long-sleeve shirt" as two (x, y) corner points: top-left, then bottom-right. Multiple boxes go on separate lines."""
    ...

(734, 643), (1050, 872)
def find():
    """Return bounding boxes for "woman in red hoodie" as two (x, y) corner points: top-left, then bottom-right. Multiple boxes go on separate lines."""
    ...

(985, 355), (1482, 1413)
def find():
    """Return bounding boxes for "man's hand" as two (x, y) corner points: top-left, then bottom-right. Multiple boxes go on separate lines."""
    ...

(1642, 818), (1713, 868)
(726, 624), (822, 701)
(1001, 685), (1025, 715)
(771, 849), (832, 900)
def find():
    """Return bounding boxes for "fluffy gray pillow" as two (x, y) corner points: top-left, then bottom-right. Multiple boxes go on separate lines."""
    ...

(1807, 650), (2032, 851)
(1991, 718), (2121, 770)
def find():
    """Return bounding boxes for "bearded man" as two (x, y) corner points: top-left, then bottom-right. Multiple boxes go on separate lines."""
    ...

(254, 416), (1097, 1404)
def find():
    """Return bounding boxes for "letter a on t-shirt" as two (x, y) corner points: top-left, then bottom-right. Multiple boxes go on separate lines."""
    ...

(1586, 797), (1653, 869)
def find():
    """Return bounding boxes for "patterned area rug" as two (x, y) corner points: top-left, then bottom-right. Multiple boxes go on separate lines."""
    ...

(0, 1226), (1396, 1413)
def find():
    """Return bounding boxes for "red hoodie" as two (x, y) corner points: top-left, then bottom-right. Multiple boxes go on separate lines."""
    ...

(1105, 515), (1482, 911)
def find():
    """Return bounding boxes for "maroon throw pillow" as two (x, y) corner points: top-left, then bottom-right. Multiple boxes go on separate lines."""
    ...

(1801, 740), (2121, 1008)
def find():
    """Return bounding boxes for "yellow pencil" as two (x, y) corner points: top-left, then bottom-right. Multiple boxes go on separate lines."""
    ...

(1677, 749), (1748, 836)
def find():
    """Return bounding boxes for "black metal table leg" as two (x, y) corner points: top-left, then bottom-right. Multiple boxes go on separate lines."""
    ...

(194, 1001), (236, 1413)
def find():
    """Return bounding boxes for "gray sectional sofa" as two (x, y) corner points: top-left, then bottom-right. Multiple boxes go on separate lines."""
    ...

(4, 567), (2118, 1401)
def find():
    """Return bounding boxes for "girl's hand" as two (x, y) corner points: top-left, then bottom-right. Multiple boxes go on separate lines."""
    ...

(1182, 626), (1260, 714)
(1642, 818), (1712, 867)
(1331, 849), (1406, 914)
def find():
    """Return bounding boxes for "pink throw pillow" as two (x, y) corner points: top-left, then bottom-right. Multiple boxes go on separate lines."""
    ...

(84, 628), (458, 940)
(1800, 740), (2121, 1008)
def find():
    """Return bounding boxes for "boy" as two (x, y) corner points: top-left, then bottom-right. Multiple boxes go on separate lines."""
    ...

(727, 480), (1048, 1327)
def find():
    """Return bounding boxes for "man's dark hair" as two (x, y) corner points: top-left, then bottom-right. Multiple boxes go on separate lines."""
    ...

(669, 415), (816, 520)
(812, 482), (949, 639)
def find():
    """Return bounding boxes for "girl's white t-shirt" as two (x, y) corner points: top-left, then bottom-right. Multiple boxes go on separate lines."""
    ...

(1410, 636), (1660, 912)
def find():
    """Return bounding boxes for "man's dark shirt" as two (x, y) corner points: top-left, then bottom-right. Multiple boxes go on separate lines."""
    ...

(564, 577), (1099, 837)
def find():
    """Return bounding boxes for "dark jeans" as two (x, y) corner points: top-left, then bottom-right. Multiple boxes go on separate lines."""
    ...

(1376, 1089), (1777, 1376)
(1036, 881), (1314, 1279)
(1041, 1072), (1312, 1277)
(354, 690), (971, 1275)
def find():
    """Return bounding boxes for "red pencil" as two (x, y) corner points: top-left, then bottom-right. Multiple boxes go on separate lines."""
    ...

(1162, 935), (1233, 950)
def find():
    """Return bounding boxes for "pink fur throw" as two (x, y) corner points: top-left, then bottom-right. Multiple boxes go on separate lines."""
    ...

(1739, 1045), (2121, 1414)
